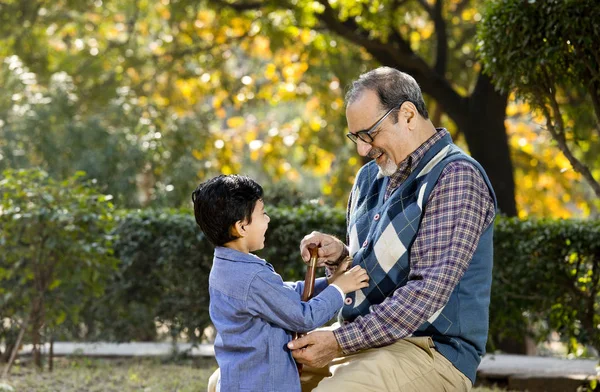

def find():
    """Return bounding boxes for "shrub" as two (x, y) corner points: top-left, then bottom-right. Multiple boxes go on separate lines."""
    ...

(258, 202), (347, 279)
(491, 218), (600, 355)
(102, 208), (600, 355)
(4, 194), (598, 356)
(0, 169), (117, 367)
(75, 203), (346, 343)
(78, 209), (213, 343)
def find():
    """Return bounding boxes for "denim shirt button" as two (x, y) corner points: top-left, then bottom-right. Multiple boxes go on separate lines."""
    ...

(374, 213), (380, 221)
(344, 297), (353, 305)
(362, 240), (368, 247)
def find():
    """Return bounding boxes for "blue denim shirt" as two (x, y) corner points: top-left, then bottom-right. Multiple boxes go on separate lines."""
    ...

(210, 246), (343, 392)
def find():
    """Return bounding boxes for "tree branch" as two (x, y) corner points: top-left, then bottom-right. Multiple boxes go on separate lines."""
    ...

(2, 317), (28, 378)
(586, 79), (600, 140)
(390, 0), (410, 11)
(540, 70), (600, 199)
(314, 0), (467, 121)
(432, 0), (448, 76)
(154, 31), (249, 62)
(413, 0), (448, 75)
(14, 0), (44, 50)
(212, 0), (264, 11)
(454, 0), (471, 15)
(316, 0), (400, 55)
(125, 0), (140, 46)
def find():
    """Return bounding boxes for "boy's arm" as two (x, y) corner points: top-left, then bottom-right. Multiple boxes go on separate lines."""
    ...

(283, 277), (329, 297)
(248, 270), (343, 333)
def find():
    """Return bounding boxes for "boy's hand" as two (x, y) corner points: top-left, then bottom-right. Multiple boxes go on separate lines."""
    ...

(327, 256), (351, 285)
(331, 265), (369, 294)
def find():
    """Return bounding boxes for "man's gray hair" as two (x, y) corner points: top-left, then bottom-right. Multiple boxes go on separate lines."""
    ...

(345, 67), (429, 120)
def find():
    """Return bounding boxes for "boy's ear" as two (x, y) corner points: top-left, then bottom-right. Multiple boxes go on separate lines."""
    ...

(230, 220), (246, 238)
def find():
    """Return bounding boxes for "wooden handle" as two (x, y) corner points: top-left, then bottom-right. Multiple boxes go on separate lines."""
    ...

(301, 244), (319, 302)
(295, 243), (319, 375)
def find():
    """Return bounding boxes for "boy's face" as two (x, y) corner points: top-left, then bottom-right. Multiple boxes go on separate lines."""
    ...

(244, 199), (270, 252)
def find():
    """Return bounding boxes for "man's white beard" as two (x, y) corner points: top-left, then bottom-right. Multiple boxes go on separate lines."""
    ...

(378, 156), (398, 177)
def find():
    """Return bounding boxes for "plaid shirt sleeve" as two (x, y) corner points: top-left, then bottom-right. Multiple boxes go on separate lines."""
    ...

(333, 160), (496, 354)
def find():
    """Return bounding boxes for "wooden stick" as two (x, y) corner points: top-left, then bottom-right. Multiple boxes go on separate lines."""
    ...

(294, 243), (319, 375)
(302, 244), (319, 301)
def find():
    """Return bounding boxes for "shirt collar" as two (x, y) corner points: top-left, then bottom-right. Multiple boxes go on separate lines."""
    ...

(392, 127), (449, 178)
(214, 246), (267, 265)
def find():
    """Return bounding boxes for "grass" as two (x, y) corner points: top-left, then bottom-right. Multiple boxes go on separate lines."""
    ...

(1, 357), (218, 392)
(0, 357), (511, 391)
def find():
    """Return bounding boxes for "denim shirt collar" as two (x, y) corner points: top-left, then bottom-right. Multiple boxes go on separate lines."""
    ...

(214, 246), (267, 266)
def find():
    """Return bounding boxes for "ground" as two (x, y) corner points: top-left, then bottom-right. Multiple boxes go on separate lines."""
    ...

(1, 357), (511, 391)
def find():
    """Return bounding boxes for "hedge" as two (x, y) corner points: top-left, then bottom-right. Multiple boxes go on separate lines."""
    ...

(491, 217), (600, 354)
(55, 203), (347, 344)
(106, 207), (600, 355)
(2, 204), (599, 356)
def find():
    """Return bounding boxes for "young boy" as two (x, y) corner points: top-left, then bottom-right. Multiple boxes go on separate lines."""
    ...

(192, 175), (369, 392)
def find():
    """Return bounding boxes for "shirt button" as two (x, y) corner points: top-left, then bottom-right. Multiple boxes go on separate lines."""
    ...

(362, 240), (368, 247)
(344, 297), (353, 305)
(374, 213), (380, 221)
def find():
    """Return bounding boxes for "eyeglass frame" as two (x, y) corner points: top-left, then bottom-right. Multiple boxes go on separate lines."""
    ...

(346, 102), (404, 144)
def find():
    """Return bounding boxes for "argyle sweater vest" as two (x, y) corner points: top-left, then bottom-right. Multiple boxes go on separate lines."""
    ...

(341, 133), (496, 383)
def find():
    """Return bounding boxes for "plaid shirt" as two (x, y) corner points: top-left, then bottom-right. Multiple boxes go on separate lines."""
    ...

(334, 128), (495, 354)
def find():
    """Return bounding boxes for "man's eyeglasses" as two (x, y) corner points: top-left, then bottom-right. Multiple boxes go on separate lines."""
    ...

(346, 104), (402, 144)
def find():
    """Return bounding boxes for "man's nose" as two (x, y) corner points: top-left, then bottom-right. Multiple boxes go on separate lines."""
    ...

(356, 138), (372, 157)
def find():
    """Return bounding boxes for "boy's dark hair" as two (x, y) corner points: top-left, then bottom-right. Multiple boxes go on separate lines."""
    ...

(191, 175), (263, 246)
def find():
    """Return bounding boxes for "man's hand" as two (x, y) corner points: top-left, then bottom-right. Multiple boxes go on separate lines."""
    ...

(300, 231), (347, 267)
(287, 331), (342, 368)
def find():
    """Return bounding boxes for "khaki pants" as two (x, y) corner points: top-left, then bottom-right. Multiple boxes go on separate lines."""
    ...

(301, 337), (471, 392)
(207, 337), (471, 392)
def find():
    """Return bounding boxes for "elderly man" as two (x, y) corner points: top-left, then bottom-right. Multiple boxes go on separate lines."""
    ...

(289, 67), (497, 391)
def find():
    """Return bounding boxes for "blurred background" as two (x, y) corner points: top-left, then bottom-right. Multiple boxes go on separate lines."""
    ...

(0, 0), (598, 390)
(0, 0), (598, 216)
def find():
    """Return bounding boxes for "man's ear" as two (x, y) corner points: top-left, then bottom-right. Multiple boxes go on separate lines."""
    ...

(400, 102), (417, 129)
(230, 220), (246, 238)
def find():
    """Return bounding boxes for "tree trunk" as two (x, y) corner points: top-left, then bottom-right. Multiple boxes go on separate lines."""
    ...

(30, 297), (44, 369)
(295, 0), (520, 216)
(2, 320), (27, 379)
(459, 74), (517, 216)
(49, 336), (53, 372)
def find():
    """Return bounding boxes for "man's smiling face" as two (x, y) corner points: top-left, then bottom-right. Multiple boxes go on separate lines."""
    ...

(346, 89), (411, 176)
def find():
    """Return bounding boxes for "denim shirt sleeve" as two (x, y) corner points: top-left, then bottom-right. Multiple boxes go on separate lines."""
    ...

(283, 277), (329, 297)
(247, 271), (343, 333)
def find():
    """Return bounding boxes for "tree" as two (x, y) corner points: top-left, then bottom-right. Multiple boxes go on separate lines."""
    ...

(0, 57), (147, 206)
(478, 0), (600, 204)
(209, 0), (518, 215)
(0, 0), (517, 214)
(0, 1), (351, 207)
(0, 169), (117, 369)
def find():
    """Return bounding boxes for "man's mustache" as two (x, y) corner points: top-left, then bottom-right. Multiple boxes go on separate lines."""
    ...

(367, 148), (384, 160)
